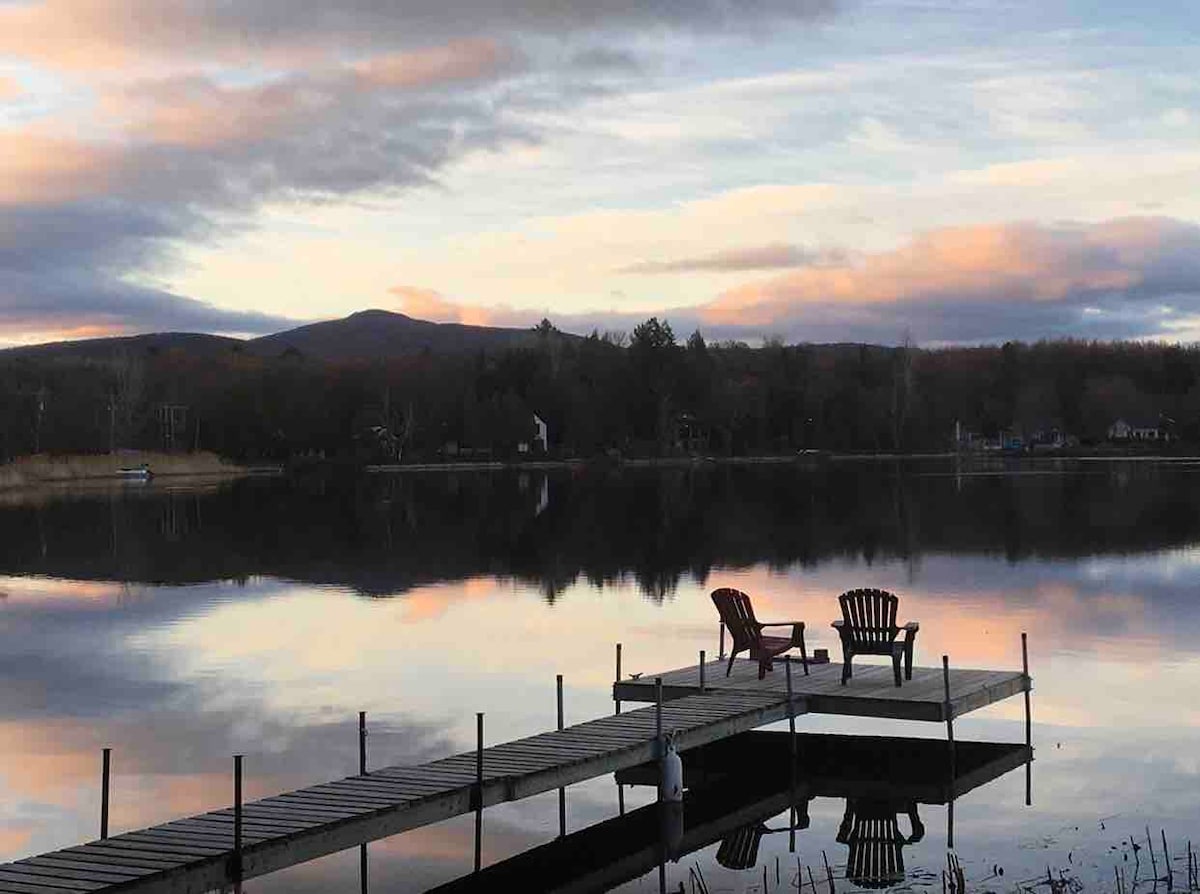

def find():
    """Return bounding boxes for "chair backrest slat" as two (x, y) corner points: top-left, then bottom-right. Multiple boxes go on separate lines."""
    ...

(711, 587), (760, 651)
(838, 588), (899, 645)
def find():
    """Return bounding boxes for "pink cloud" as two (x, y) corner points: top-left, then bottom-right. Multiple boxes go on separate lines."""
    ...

(387, 217), (1200, 345)
(0, 75), (20, 99)
(0, 133), (118, 205)
(700, 220), (1153, 326)
(353, 39), (516, 89)
(389, 285), (525, 327)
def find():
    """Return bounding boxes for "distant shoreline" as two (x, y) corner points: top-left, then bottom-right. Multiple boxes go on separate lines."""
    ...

(365, 448), (1200, 473)
(6, 448), (1197, 492)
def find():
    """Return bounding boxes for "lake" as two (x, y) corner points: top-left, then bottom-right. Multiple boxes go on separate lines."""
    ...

(2, 459), (1198, 892)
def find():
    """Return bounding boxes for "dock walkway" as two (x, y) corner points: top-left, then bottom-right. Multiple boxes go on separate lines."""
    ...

(0, 689), (800, 894)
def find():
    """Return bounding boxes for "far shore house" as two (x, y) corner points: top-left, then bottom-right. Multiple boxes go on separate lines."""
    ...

(1108, 416), (1171, 443)
(517, 414), (549, 454)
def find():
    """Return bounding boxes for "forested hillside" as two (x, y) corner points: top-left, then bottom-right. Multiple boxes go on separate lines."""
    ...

(2, 314), (1198, 462)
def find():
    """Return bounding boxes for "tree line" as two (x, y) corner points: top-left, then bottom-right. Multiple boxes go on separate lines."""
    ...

(3, 318), (1200, 462)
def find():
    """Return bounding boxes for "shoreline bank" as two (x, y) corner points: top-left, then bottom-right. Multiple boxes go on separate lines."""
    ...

(0, 451), (250, 492)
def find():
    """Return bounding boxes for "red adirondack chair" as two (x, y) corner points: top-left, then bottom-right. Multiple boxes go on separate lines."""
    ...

(832, 588), (919, 687)
(710, 587), (808, 680)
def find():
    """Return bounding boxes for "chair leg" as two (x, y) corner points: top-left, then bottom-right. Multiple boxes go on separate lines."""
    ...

(726, 651), (737, 677)
(841, 654), (852, 685)
(892, 651), (902, 687)
(904, 637), (915, 680)
(798, 629), (810, 677)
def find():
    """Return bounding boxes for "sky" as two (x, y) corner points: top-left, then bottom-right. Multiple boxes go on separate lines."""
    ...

(1, 0), (1199, 348)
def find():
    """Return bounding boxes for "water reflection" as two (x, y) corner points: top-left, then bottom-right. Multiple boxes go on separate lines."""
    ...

(429, 732), (1028, 893)
(1, 461), (1199, 891)
(5, 461), (1200, 600)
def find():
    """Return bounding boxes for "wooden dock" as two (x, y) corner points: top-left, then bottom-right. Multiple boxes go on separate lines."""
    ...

(614, 656), (1029, 722)
(0, 690), (804, 894)
(0, 658), (1029, 894)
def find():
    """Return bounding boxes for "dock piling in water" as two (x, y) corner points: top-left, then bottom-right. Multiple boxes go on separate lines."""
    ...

(359, 711), (368, 776)
(232, 754), (243, 886)
(474, 713), (484, 873)
(1022, 632), (1032, 806)
(99, 747), (111, 840)
(785, 656), (796, 758)
(557, 674), (566, 838)
(615, 643), (623, 715)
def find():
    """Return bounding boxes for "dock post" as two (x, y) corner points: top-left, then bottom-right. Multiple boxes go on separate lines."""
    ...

(618, 782), (625, 816)
(942, 655), (955, 759)
(655, 677), (663, 743)
(474, 712), (484, 873)
(719, 622), (725, 660)
(699, 650), (706, 692)
(359, 711), (367, 776)
(557, 674), (566, 838)
(359, 843), (368, 894)
(1022, 632), (1032, 807)
(785, 656), (796, 759)
(786, 656), (798, 855)
(942, 655), (955, 851)
(615, 643), (622, 715)
(100, 747), (111, 840)
(1021, 633), (1031, 745)
(233, 754), (243, 887)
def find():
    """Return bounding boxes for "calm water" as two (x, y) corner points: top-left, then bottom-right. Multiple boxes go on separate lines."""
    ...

(2, 460), (1199, 892)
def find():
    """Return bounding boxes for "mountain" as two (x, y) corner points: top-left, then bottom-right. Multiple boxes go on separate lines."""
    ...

(246, 309), (553, 361)
(1, 311), (566, 364)
(2, 332), (241, 361)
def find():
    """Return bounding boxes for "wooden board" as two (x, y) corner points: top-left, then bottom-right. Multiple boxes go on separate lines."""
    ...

(614, 658), (1029, 723)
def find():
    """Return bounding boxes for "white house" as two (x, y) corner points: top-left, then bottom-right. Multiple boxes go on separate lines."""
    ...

(518, 414), (549, 454)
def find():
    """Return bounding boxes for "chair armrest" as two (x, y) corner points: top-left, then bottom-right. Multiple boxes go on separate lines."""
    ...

(757, 620), (805, 630)
(831, 620), (845, 629)
(903, 621), (920, 632)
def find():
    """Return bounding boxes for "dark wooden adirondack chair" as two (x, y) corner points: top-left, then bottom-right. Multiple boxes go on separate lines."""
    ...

(835, 798), (925, 889)
(711, 587), (808, 680)
(832, 588), (919, 687)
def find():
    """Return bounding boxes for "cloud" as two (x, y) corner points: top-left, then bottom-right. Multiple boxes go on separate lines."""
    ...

(352, 38), (519, 89)
(0, 35), (533, 338)
(622, 243), (848, 273)
(389, 285), (518, 327)
(0, 0), (836, 70)
(0, 200), (299, 340)
(0, 75), (19, 98)
(390, 218), (1200, 345)
(697, 217), (1200, 343)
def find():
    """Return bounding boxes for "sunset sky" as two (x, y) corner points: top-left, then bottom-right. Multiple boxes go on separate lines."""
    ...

(2, 0), (1199, 347)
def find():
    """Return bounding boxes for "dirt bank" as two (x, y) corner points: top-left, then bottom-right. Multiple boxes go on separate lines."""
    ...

(0, 452), (244, 491)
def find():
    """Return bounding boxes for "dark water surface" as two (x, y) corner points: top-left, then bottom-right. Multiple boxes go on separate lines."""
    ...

(2, 459), (1199, 892)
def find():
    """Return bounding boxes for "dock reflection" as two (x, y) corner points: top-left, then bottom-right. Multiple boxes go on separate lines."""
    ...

(426, 731), (1031, 893)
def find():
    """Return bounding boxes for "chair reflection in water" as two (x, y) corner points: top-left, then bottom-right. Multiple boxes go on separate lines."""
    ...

(715, 803), (811, 870)
(835, 798), (926, 889)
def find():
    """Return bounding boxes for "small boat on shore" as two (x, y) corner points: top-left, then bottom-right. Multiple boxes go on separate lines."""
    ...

(116, 465), (153, 480)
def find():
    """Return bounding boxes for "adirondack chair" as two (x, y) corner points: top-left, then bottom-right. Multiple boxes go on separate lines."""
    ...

(835, 798), (925, 889)
(832, 588), (919, 687)
(711, 587), (808, 680)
